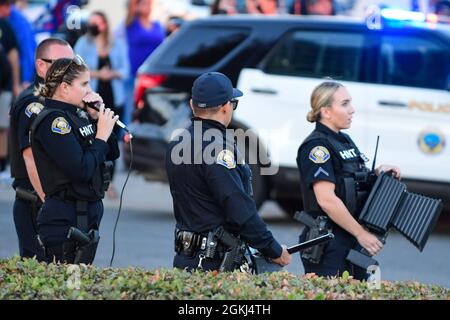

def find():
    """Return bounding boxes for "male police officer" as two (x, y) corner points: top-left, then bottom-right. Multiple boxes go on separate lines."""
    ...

(166, 72), (291, 271)
(9, 38), (73, 259)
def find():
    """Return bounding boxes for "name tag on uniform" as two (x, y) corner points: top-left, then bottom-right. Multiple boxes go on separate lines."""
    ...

(339, 148), (358, 160)
(79, 124), (94, 137)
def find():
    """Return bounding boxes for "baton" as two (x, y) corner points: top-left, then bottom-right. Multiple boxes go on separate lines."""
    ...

(287, 233), (334, 254)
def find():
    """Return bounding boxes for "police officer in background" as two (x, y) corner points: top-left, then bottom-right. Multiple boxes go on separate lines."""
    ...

(166, 72), (291, 272)
(297, 81), (400, 280)
(30, 57), (119, 264)
(9, 38), (74, 260)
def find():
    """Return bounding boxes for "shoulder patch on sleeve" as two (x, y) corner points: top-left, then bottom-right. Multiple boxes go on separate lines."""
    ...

(216, 149), (236, 169)
(309, 146), (330, 164)
(25, 102), (44, 118)
(51, 117), (71, 135)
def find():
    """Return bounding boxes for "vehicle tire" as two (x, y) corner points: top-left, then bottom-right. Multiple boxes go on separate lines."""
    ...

(277, 199), (303, 219)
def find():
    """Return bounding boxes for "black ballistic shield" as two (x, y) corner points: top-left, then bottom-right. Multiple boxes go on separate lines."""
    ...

(347, 172), (443, 269)
(358, 172), (443, 250)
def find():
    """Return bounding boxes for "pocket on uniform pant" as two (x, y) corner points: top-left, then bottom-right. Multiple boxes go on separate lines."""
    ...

(37, 199), (76, 246)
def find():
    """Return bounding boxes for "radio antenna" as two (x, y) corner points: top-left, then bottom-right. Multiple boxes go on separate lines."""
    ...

(372, 136), (380, 172)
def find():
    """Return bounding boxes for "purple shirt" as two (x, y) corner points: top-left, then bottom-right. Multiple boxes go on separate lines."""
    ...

(126, 19), (165, 77)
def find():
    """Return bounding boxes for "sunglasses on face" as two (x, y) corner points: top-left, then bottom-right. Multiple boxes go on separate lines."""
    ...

(61, 54), (85, 74)
(230, 99), (239, 110)
(40, 58), (55, 64)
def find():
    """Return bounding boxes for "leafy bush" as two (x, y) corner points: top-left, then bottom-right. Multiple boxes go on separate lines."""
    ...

(0, 256), (448, 300)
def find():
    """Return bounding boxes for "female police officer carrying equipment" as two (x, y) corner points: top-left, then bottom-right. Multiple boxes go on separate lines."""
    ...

(297, 81), (400, 280)
(30, 56), (119, 264)
(166, 72), (291, 272)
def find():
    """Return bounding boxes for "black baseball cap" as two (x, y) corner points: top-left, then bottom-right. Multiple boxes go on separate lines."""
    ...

(191, 72), (243, 108)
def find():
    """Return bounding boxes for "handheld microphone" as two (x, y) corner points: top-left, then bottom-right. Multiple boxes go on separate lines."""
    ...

(85, 101), (132, 135)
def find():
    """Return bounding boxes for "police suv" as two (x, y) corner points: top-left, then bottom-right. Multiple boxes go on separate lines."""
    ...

(125, 10), (450, 216)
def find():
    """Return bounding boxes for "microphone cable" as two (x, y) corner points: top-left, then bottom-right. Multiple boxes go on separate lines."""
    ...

(109, 133), (133, 267)
(84, 101), (134, 267)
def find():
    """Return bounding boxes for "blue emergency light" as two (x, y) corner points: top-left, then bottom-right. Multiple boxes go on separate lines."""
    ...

(380, 8), (426, 22)
(379, 7), (449, 25)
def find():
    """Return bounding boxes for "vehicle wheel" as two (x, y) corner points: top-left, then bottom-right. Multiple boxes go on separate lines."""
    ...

(249, 164), (268, 209)
(277, 199), (302, 219)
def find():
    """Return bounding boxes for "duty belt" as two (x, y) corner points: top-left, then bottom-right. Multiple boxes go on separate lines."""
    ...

(174, 229), (208, 257)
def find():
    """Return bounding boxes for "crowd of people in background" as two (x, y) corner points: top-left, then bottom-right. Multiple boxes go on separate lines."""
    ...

(210, 0), (335, 15)
(0, 0), (450, 190)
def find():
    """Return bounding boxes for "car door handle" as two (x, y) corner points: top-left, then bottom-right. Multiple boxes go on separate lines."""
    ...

(378, 100), (407, 107)
(251, 88), (278, 95)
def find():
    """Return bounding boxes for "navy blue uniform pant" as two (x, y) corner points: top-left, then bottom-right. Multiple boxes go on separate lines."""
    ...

(37, 197), (103, 261)
(299, 225), (368, 280)
(13, 198), (45, 260)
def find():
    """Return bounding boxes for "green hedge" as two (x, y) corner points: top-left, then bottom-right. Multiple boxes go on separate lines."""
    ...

(0, 256), (448, 300)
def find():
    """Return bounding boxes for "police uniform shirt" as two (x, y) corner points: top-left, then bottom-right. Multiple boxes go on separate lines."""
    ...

(297, 123), (338, 188)
(297, 122), (369, 214)
(9, 78), (45, 189)
(166, 117), (282, 259)
(32, 98), (119, 196)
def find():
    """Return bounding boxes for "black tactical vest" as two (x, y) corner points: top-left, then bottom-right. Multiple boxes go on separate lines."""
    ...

(31, 108), (106, 201)
(300, 130), (372, 217)
(9, 85), (43, 185)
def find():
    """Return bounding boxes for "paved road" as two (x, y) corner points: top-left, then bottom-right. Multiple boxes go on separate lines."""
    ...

(1, 170), (449, 288)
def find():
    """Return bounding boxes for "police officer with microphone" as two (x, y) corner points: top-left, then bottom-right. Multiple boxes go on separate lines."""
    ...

(9, 38), (73, 260)
(30, 56), (120, 264)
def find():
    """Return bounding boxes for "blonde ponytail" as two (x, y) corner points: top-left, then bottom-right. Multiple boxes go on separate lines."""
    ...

(307, 81), (344, 123)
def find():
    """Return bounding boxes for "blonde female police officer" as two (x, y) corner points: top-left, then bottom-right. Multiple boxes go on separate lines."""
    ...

(31, 57), (119, 264)
(297, 81), (400, 280)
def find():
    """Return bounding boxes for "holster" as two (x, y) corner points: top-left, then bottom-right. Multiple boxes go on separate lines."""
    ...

(43, 197), (100, 265)
(15, 187), (42, 234)
(71, 228), (100, 264)
(69, 199), (100, 265)
(295, 211), (331, 264)
(208, 227), (246, 272)
(45, 228), (99, 264)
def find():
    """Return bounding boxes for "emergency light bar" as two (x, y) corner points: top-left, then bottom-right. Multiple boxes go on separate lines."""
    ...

(380, 8), (450, 24)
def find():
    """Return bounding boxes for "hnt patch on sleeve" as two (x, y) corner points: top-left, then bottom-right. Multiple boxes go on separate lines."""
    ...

(25, 102), (44, 118)
(51, 117), (71, 135)
(216, 149), (236, 169)
(309, 146), (330, 164)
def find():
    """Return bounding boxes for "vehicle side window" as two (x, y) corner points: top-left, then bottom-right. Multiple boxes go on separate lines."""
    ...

(263, 31), (366, 82)
(380, 35), (449, 90)
(159, 27), (250, 68)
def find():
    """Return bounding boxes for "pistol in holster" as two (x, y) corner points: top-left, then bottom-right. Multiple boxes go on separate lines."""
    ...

(294, 211), (331, 264)
(205, 227), (247, 272)
(15, 187), (42, 232)
(67, 227), (100, 264)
